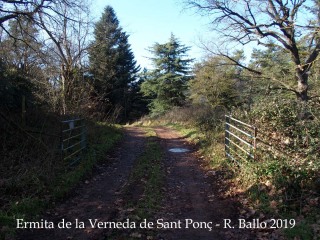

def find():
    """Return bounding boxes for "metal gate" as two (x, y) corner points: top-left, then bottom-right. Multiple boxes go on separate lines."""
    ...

(225, 115), (257, 163)
(61, 118), (86, 166)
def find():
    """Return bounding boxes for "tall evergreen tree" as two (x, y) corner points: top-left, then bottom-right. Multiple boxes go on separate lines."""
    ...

(125, 69), (149, 121)
(141, 34), (193, 115)
(89, 6), (139, 121)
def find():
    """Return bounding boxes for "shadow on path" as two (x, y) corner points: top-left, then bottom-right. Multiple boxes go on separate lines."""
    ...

(18, 127), (146, 240)
(154, 126), (255, 240)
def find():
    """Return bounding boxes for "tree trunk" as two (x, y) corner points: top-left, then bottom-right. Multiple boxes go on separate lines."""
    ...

(295, 70), (311, 119)
(61, 65), (67, 115)
(296, 70), (309, 101)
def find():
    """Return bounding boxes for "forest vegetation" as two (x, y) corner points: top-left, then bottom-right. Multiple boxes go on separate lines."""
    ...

(0, 2), (141, 238)
(1, 0), (320, 239)
(140, 0), (320, 238)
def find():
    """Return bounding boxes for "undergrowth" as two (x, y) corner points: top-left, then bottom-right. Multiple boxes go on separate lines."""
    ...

(138, 100), (320, 239)
(0, 119), (122, 239)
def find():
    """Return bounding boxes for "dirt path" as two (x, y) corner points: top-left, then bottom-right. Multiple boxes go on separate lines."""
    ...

(18, 126), (254, 240)
(18, 127), (146, 240)
(153, 127), (254, 240)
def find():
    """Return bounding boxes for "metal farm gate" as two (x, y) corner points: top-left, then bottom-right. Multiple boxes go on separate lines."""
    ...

(225, 115), (257, 164)
(61, 118), (86, 166)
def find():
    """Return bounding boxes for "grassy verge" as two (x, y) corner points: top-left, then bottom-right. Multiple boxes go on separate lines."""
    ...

(139, 120), (227, 169)
(140, 118), (320, 239)
(108, 128), (165, 239)
(129, 129), (164, 219)
(0, 122), (122, 240)
(52, 122), (122, 200)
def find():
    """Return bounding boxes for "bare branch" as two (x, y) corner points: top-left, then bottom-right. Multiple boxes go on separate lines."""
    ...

(218, 51), (263, 75)
(186, 0), (319, 100)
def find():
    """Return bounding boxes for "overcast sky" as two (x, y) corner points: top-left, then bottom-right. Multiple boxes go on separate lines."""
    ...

(91, 0), (216, 69)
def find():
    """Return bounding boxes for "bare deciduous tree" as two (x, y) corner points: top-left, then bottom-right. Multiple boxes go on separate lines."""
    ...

(1, 0), (92, 114)
(0, 0), (49, 24)
(186, 0), (320, 101)
(37, 1), (92, 114)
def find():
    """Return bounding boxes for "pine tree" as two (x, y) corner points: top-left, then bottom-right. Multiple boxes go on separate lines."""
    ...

(141, 34), (193, 115)
(89, 6), (139, 121)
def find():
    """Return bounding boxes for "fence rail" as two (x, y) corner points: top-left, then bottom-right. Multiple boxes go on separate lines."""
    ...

(61, 118), (86, 166)
(225, 115), (257, 164)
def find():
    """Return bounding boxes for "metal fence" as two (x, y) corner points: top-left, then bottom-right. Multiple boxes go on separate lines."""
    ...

(225, 115), (257, 164)
(61, 118), (86, 166)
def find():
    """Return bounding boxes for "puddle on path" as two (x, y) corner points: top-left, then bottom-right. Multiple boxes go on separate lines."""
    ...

(168, 148), (190, 153)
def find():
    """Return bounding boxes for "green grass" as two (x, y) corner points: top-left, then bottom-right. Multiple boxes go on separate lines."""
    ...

(0, 122), (123, 240)
(52, 123), (122, 201)
(108, 128), (165, 239)
(127, 128), (164, 219)
(138, 117), (320, 239)
(165, 122), (200, 143)
(134, 139), (164, 218)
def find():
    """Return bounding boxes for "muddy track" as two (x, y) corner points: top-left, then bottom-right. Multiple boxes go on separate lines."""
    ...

(17, 126), (255, 240)
(18, 127), (146, 240)
(153, 127), (254, 240)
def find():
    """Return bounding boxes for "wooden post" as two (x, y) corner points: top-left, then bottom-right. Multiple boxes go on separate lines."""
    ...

(60, 121), (64, 163)
(22, 95), (26, 127)
(81, 119), (86, 149)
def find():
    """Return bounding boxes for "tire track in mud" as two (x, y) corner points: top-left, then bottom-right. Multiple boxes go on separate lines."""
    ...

(17, 126), (255, 240)
(154, 126), (255, 240)
(18, 127), (146, 240)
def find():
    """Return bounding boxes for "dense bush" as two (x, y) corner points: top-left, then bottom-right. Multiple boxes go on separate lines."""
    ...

(145, 96), (320, 237)
(0, 114), (122, 239)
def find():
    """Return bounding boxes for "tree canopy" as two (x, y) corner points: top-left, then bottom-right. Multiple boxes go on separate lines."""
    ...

(141, 34), (193, 115)
(189, 52), (245, 110)
(89, 6), (140, 121)
(186, 0), (320, 101)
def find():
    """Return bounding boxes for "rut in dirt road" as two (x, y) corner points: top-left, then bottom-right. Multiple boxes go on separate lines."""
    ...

(154, 127), (255, 240)
(17, 126), (254, 240)
(18, 127), (146, 240)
